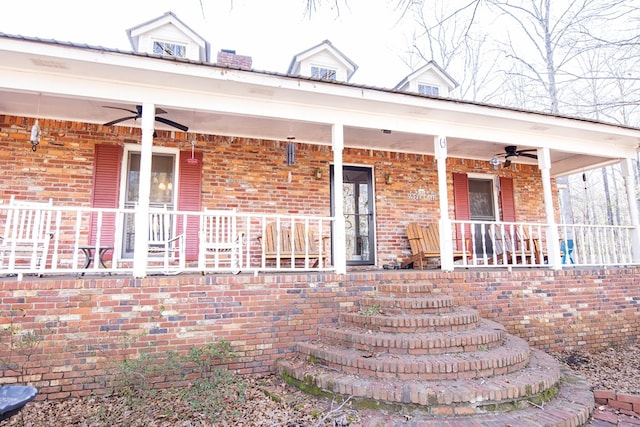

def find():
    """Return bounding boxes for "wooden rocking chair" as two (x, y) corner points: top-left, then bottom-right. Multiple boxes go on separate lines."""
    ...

(400, 222), (468, 269)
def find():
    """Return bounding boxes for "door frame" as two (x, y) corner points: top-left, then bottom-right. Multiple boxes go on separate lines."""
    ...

(115, 144), (180, 260)
(330, 164), (377, 266)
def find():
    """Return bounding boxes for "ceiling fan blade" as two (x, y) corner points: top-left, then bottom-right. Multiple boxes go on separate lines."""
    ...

(519, 152), (538, 159)
(104, 116), (138, 126)
(155, 116), (189, 132)
(504, 159), (512, 168)
(103, 106), (139, 115)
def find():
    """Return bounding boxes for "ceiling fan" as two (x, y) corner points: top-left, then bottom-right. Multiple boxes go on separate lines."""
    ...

(492, 145), (538, 168)
(103, 105), (188, 133)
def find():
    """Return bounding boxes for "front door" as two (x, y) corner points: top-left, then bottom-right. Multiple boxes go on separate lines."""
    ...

(331, 166), (375, 265)
(121, 150), (176, 258)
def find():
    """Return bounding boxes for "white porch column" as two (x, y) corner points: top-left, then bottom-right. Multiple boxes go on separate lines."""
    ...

(538, 147), (561, 269)
(133, 102), (154, 278)
(620, 158), (640, 263)
(435, 136), (454, 271)
(332, 124), (347, 275)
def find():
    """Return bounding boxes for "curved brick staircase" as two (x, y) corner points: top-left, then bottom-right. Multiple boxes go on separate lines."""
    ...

(277, 282), (595, 426)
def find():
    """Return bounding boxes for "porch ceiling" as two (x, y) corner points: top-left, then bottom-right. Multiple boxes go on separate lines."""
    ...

(0, 35), (638, 177)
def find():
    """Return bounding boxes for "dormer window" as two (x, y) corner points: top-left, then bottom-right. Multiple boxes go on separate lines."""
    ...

(311, 66), (337, 80)
(153, 40), (186, 58)
(418, 84), (440, 96)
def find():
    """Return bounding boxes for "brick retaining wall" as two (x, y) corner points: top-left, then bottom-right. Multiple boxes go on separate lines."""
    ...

(0, 268), (638, 400)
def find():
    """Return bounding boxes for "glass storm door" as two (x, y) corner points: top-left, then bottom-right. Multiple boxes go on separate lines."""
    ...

(469, 178), (496, 255)
(332, 166), (375, 265)
(121, 152), (176, 258)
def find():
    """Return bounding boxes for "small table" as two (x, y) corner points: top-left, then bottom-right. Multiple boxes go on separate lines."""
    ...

(78, 245), (113, 275)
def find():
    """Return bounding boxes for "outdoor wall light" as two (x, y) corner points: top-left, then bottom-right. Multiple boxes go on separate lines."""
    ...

(30, 119), (41, 152)
(384, 173), (393, 185)
(489, 155), (501, 170)
(314, 167), (322, 180)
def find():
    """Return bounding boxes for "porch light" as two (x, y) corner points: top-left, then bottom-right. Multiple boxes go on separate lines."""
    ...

(314, 167), (322, 180)
(30, 119), (41, 151)
(384, 173), (393, 185)
(489, 155), (501, 170)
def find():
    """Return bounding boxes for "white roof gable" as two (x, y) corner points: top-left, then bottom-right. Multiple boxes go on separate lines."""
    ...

(127, 11), (210, 62)
(287, 40), (358, 82)
(395, 61), (458, 97)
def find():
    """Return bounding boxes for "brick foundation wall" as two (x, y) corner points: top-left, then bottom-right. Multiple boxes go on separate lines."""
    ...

(1, 268), (638, 400)
(0, 115), (550, 269)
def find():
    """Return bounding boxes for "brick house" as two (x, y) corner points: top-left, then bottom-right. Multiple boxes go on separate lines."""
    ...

(1, 11), (640, 398)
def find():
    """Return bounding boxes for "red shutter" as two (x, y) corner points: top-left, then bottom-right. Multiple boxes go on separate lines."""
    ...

(90, 145), (122, 255)
(500, 177), (516, 222)
(452, 173), (470, 250)
(178, 150), (203, 260)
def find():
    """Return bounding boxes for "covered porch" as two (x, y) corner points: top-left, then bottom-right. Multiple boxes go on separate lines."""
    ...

(1, 34), (640, 278)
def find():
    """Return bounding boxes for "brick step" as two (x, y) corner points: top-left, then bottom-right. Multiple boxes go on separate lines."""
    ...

(318, 319), (507, 355)
(314, 368), (594, 426)
(359, 295), (455, 315)
(339, 306), (480, 332)
(296, 334), (530, 380)
(376, 282), (436, 297)
(277, 349), (563, 413)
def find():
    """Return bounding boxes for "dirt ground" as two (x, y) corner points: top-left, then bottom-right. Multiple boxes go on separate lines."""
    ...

(1, 344), (638, 427)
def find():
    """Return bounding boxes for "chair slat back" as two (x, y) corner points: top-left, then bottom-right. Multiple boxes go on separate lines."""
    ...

(201, 209), (238, 247)
(407, 222), (439, 255)
(4, 196), (53, 244)
(149, 210), (173, 244)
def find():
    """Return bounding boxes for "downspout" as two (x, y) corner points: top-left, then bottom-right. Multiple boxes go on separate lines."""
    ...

(332, 124), (346, 275)
(133, 102), (154, 278)
(538, 147), (561, 269)
(435, 136), (454, 271)
(620, 158), (640, 263)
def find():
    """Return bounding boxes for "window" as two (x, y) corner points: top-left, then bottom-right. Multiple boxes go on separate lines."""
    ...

(418, 84), (440, 96)
(311, 66), (337, 80)
(153, 41), (186, 58)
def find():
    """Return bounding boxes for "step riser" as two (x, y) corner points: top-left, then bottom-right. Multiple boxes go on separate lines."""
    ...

(296, 340), (530, 380)
(340, 312), (480, 332)
(318, 328), (506, 355)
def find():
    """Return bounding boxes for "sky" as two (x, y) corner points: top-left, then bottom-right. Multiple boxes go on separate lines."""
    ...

(0, 0), (416, 88)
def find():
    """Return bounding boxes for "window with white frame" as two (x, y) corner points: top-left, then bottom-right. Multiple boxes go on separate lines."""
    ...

(311, 66), (337, 80)
(418, 84), (440, 96)
(153, 40), (186, 58)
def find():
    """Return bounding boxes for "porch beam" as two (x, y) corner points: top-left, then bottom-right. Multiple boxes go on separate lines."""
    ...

(538, 147), (561, 269)
(620, 158), (640, 263)
(332, 124), (346, 275)
(133, 102), (154, 278)
(434, 136), (454, 271)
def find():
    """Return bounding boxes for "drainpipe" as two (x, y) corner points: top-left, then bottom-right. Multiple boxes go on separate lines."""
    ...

(133, 102), (154, 278)
(435, 136), (453, 271)
(620, 158), (640, 263)
(538, 147), (561, 269)
(332, 124), (346, 275)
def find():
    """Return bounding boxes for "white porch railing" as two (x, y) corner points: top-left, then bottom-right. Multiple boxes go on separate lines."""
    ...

(451, 220), (639, 269)
(0, 203), (334, 278)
